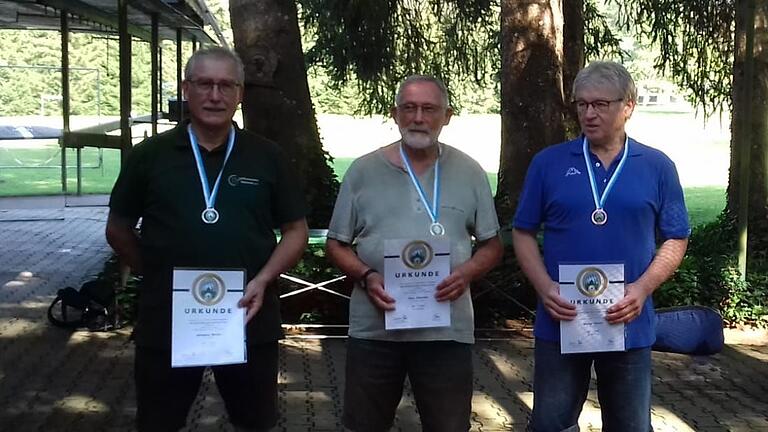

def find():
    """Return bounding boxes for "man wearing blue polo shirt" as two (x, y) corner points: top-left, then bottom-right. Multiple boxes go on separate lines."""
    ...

(512, 61), (690, 432)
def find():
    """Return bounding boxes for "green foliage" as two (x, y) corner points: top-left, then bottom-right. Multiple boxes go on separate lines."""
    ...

(583, 0), (626, 61)
(300, 0), (627, 115)
(288, 243), (341, 282)
(0, 2), (627, 117)
(299, 0), (499, 114)
(608, 0), (735, 116)
(656, 213), (768, 327)
(0, 29), (192, 116)
(281, 243), (348, 324)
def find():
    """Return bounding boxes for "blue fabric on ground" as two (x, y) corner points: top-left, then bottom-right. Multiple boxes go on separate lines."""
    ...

(653, 306), (724, 355)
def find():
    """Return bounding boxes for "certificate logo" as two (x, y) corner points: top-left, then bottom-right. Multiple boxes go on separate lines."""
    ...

(576, 267), (608, 297)
(402, 241), (433, 270)
(192, 273), (226, 306)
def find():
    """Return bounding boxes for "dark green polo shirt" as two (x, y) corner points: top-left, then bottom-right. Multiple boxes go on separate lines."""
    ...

(109, 122), (306, 348)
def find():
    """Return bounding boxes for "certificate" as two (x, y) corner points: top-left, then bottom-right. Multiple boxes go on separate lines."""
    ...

(559, 263), (625, 354)
(171, 268), (247, 367)
(384, 239), (451, 330)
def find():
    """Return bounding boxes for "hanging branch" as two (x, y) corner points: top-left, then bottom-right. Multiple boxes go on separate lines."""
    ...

(299, 0), (499, 114)
(609, 0), (735, 116)
(299, 0), (623, 115)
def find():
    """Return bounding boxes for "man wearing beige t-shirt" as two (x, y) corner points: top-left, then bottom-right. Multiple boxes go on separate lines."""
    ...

(326, 75), (503, 432)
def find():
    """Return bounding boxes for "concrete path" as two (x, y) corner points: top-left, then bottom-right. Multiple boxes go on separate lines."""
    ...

(1, 206), (766, 431)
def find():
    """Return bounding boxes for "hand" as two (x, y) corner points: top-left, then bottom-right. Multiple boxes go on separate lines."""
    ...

(605, 282), (647, 324)
(435, 269), (469, 302)
(538, 281), (577, 321)
(238, 277), (268, 323)
(363, 271), (395, 311)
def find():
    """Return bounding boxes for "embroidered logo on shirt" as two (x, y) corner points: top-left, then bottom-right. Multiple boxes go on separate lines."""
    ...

(565, 167), (582, 177)
(228, 175), (260, 186)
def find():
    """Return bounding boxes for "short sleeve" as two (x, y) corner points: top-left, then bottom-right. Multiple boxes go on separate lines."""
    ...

(657, 159), (691, 239)
(472, 169), (500, 241)
(327, 164), (359, 244)
(513, 153), (545, 231)
(108, 144), (148, 221)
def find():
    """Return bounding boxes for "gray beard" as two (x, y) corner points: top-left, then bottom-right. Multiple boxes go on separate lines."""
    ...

(400, 128), (436, 150)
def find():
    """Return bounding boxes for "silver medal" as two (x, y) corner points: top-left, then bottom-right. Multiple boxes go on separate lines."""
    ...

(202, 208), (220, 224)
(591, 208), (607, 226)
(429, 222), (445, 236)
(188, 125), (235, 228)
(582, 136), (629, 229)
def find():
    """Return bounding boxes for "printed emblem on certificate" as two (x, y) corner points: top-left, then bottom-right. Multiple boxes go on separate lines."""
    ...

(384, 239), (451, 330)
(171, 268), (246, 367)
(559, 263), (625, 354)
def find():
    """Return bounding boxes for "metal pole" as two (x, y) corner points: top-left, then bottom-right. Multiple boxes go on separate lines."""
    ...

(737, 0), (756, 280)
(97, 68), (104, 174)
(60, 10), (70, 195)
(159, 41), (163, 120)
(118, 0), (132, 164)
(151, 13), (159, 135)
(60, 11), (81, 197)
(177, 28), (183, 123)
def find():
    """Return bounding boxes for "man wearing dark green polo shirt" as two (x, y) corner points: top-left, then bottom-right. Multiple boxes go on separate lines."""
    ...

(106, 47), (308, 432)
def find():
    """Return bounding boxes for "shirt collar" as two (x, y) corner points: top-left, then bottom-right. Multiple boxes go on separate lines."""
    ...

(174, 120), (240, 151)
(569, 134), (643, 157)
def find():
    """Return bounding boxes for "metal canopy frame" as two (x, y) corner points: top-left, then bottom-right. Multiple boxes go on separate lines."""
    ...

(0, 0), (227, 196)
(0, 0), (225, 44)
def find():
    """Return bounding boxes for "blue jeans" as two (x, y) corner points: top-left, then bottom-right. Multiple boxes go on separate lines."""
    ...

(342, 338), (473, 432)
(530, 339), (652, 432)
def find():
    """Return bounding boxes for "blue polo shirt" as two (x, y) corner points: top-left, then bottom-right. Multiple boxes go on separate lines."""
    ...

(513, 136), (690, 349)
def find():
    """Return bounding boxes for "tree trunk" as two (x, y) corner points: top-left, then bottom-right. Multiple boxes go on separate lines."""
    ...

(229, 0), (338, 228)
(496, 0), (567, 223)
(728, 0), (768, 253)
(562, 0), (584, 136)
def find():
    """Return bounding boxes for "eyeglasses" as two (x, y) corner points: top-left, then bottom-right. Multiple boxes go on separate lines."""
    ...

(187, 79), (241, 96)
(397, 103), (444, 117)
(572, 99), (624, 114)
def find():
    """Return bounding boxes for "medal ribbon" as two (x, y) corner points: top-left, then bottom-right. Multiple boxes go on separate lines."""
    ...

(188, 124), (236, 212)
(582, 135), (629, 213)
(399, 143), (441, 226)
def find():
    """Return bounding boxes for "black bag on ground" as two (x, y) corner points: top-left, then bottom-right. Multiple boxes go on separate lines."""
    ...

(47, 280), (115, 331)
(653, 305), (724, 355)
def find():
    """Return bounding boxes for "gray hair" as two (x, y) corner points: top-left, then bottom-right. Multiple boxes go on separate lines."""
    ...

(572, 61), (637, 102)
(184, 47), (245, 84)
(395, 75), (450, 108)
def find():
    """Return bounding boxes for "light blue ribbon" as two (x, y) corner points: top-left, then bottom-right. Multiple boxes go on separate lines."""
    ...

(582, 135), (629, 212)
(188, 124), (236, 212)
(399, 143), (441, 225)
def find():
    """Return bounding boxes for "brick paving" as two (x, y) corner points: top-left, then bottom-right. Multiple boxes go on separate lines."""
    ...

(1, 206), (767, 431)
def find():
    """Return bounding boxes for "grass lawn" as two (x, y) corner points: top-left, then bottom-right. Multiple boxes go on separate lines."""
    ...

(334, 157), (723, 227)
(0, 145), (121, 195)
(1, 151), (725, 228)
(684, 186), (726, 228)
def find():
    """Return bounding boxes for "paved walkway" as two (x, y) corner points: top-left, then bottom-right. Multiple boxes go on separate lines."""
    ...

(1, 205), (767, 431)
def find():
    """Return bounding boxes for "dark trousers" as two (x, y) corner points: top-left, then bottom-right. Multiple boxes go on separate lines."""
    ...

(135, 342), (279, 432)
(342, 337), (473, 432)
